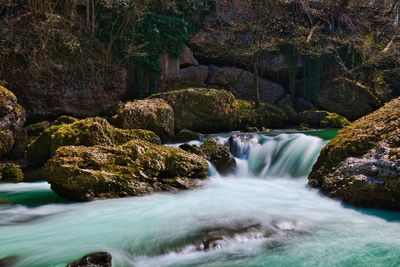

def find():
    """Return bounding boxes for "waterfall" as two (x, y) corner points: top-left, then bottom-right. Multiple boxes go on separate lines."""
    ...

(224, 133), (327, 178)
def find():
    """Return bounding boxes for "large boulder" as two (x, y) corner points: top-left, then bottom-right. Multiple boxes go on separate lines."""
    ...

(110, 99), (174, 141)
(27, 117), (160, 168)
(318, 78), (383, 121)
(44, 140), (209, 201)
(150, 88), (238, 133)
(0, 86), (26, 157)
(298, 110), (350, 128)
(236, 100), (288, 129)
(207, 66), (285, 104)
(200, 138), (236, 174)
(161, 66), (209, 90)
(309, 97), (400, 210)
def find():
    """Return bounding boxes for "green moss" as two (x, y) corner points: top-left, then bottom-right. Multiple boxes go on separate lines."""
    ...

(52, 116), (79, 125)
(321, 113), (350, 128)
(1, 166), (24, 183)
(236, 100), (288, 129)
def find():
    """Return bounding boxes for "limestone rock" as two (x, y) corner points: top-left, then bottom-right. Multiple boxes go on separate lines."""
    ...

(0, 86), (26, 157)
(207, 66), (285, 104)
(318, 79), (381, 120)
(150, 88), (238, 133)
(298, 110), (350, 128)
(200, 138), (236, 174)
(309, 97), (400, 210)
(111, 99), (174, 141)
(44, 140), (209, 201)
(236, 100), (288, 129)
(27, 117), (160, 168)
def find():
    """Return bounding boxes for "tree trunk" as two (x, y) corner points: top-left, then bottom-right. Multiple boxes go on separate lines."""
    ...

(253, 55), (261, 108)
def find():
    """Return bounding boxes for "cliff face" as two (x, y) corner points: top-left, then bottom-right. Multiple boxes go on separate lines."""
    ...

(0, 1), (399, 123)
(0, 12), (126, 122)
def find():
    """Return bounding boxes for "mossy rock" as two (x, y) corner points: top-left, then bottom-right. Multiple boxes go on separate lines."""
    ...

(25, 121), (51, 136)
(27, 117), (161, 169)
(0, 86), (26, 157)
(110, 98), (174, 142)
(44, 139), (208, 201)
(1, 166), (24, 183)
(309, 97), (400, 210)
(236, 100), (288, 129)
(150, 88), (238, 133)
(298, 110), (350, 129)
(200, 138), (236, 174)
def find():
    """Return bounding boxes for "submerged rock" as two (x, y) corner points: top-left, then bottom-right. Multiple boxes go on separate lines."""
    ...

(44, 140), (208, 201)
(309, 97), (400, 210)
(27, 117), (160, 168)
(298, 110), (350, 128)
(110, 99), (174, 141)
(200, 138), (236, 175)
(150, 88), (238, 133)
(66, 252), (112, 267)
(0, 86), (26, 157)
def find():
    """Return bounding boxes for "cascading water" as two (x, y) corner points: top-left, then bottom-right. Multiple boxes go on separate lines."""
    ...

(1, 132), (400, 267)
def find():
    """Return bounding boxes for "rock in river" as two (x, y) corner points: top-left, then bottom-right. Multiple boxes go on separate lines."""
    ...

(44, 140), (209, 201)
(309, 97), (400, 210)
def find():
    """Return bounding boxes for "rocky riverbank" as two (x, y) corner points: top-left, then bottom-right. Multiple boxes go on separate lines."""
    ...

(309, 97), (400, 210)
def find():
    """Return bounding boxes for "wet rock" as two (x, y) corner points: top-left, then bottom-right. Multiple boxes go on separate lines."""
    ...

(44, 139), (209, 201)
(1, 166), (24, 183)
(309, 97), (400, 210)
(27, 117), (161, 168)
(179, 144), (205, 157)
(207, 66), (285, 104)
(174, 129), (202, 142)
(200, 138), (236, 174)
(298, 110), (350, 128)
(0, 256), (19, 267)
(0, 86), (26, 157)
(110, 99), (174, 141)
(66, 252), (112, 267)
(150, 88), (238, 133)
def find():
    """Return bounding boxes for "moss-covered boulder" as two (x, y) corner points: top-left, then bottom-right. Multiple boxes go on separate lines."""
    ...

(150, 88), (238, 133)
(298, 110), (350, 129)
(1, 166), (24, 183)
(110, 98), (174, 141)
(27, 117), (161, 168)
(43, 140), (208, 201)
(236, 100), (288, 130)
(309, 97), (400, 210)
(0, 86), (26, 157)
(200, 138), (236, 174)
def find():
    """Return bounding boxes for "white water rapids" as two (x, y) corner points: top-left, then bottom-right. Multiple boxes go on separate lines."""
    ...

(0, 132), (399, 267)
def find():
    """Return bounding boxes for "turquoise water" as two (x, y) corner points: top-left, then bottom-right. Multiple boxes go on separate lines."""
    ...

(0, 132), (400, 267)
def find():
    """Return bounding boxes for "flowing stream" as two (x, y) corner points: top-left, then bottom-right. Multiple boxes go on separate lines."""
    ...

(1, 131), (400, 267)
